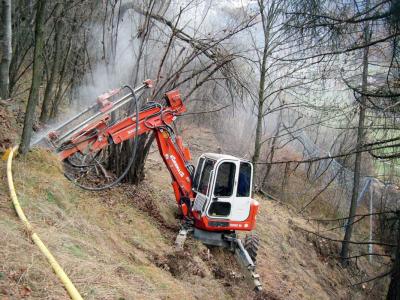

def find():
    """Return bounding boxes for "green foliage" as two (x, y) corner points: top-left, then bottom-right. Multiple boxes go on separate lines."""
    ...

(46, 191), (55, 203)
(64, 243), (86, 258)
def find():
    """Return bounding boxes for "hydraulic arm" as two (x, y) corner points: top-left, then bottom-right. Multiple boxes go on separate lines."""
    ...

(49, 82), (194, 216)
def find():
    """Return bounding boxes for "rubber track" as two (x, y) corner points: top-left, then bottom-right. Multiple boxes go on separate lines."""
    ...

(244, 234), (260, 263)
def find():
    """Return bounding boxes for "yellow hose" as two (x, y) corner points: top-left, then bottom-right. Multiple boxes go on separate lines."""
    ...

(5, 146), (83, 300)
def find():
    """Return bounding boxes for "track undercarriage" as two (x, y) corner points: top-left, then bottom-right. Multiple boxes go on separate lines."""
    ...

(175, 225), (262, 291)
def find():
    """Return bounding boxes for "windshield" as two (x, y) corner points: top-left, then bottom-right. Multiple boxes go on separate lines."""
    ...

(193, 157), (204, 190)
(214, 162), (236, 197)
(198, 159), (215, 195)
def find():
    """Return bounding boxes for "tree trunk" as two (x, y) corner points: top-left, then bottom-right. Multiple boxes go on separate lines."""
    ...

(0, 0), (12, 99)
(253, 98), (264, 165)
(19, 0), (46, 154)
(387, 212), (400, 300)
(128, 134), (155, 184)
(39, 3), (63, 123)
(340, 8), (370, 263)
(252, 0), (272, 187)
(262, 120), (281, 187)
(50, 40), (71, 119)
(252, 1), (269, 164)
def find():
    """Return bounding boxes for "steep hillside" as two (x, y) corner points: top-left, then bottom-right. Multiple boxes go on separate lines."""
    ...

(0, 126), (388, 299)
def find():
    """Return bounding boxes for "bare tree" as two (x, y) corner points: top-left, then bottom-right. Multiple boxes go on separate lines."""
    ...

(107, 1), (256, 183)
(248, 0), (320, 188)
(39, 3), (64, 123)
(19, 0), (46, 154)
(341, 0), (371, 264)
(387, 212), (400, 300)
(252, 0), (274, 174)
(0, 0), (11, 99)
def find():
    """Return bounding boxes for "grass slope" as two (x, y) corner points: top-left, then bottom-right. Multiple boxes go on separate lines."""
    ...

(0, 134), (388, 299)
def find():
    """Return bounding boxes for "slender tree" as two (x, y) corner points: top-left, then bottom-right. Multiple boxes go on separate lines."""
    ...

(252, 0), (272, 174)
(0, 0), (12, 99)
(341, 0), (371, 264)
(250, 0), (317, 187)
(39, 3), (63, 123)
(19, 0), (46, 154)
(387, 212), (400, 300)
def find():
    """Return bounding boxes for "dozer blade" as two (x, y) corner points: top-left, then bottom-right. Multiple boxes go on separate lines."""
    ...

(233, 238), (263, 291)
(193, 229), (262, 291)
(174, 227), (193, 250)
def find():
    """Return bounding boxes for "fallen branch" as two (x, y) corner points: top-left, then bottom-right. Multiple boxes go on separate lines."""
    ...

(351, 270), (392, 286)
(181, 105), (230, 116)
(293, 224), (396, 247)
(307, 211), (397, 222)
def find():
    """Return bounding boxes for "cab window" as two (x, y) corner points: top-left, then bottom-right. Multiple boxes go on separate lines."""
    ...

(193, 157), (204, 190)
(198, 159), (215, 195)
(237, 162), (251, 197)
(214, 162), (236, 197)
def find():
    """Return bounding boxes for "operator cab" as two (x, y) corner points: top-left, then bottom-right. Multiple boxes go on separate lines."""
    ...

(191, 153), (259, 232)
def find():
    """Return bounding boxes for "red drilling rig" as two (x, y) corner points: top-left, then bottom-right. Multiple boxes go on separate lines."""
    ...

(43, 80), (262, 290)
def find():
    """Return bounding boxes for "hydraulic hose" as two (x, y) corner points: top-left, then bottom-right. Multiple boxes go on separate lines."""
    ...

(5, 146), (83, 300)
(65, 85), (140, 191)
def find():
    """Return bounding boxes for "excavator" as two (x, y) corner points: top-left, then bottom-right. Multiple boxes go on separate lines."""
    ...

(40, 80), (262, 290)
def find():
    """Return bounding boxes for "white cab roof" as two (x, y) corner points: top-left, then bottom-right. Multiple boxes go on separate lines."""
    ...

(201, 152), (249, 163)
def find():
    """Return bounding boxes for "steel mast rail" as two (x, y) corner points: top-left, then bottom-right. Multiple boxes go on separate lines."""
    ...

(54, 80), (152, 145)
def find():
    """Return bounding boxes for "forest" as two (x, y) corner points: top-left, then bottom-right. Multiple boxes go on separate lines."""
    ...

(1, 0), (400, 299)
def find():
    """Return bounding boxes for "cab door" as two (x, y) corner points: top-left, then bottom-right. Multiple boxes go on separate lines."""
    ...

(231, 162), (252, 221)
(206, 160), (252, 222)
(206, 160), (237, 219)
